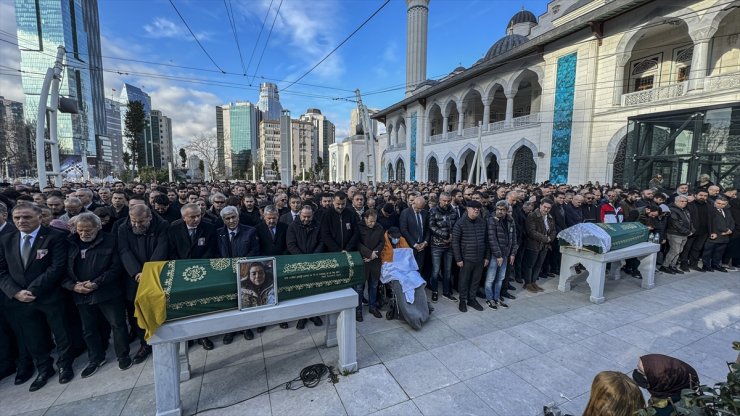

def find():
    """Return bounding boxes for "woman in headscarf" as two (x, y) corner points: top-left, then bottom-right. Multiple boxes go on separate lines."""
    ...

(632, 354), (700, 415)
(583, 371), (646, 416)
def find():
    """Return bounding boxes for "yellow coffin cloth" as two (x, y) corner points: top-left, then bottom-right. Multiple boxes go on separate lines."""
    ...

(134, 261), (168, 340)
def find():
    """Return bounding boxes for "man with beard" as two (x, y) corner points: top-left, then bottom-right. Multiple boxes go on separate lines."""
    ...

(110, 191), (129, 221)
(428, 192), (458, 302)
(239, 194), (261, 227)
(153, 194), (180, 223)
(63, 213), (132, 378)
(255, 205), (289, 329)
(46, 196), (66, 219)
(377, 203), (400, 230)
(286, 206), (325, 328)
(681, 190), (710, 272)
(118, 205), (169, 364)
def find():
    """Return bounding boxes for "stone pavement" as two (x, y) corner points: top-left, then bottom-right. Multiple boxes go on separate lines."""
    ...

(1, 269), (738, 416)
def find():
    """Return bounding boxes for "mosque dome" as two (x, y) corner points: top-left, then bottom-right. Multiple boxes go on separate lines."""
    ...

(484, 34), (529, 60)
(306, 108), (322, 114)
(508, 9), (537, 26)
(450, 66), (465, 75)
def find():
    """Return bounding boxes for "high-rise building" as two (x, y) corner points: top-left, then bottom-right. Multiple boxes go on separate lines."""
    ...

(350, 107), (380, 137)
(0, 96), (34, 177)
(150, 110), (173, 169)
(291, 118), (315, 179)
(257, 83), (283, 121)
(258, 120), (280, 180)
(300, 108), (335, 168)
(279, 110), (292, 185)
(216, 102), (258, 178)
(14, 0), (104, 169)
(104, 98), (124, 173)
(118, 83), (156, 168)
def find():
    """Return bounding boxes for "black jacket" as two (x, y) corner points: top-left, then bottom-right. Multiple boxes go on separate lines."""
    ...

(686, 200), (709, 234)
(0, 226), (68, 304)
(525, 210), (557, 251)
(168, 220), (217, 260)
(217, 224), (259, 258)
(279, 211), (300, 226)
(581, 204), (599, 223)
(239, 208), (261, 227)
(255, 222), (288, 256)
(730, 198), (740, 234)
(551, 203), (567, 232)
(0, 222), (17, 237)
(286, 220), (324, 254)
(452, 214), (489, 263)
(487, 214), (518, 259)
(319, 208), (359, 252)
(399, 207), (429, 246)
(377, 211), (400, 231)
(564, 203), (584, 228)
(428, 205), (459, 248)
(358, 223), (385, 260)
(666, 204), (694, 236)
(117, 215), (170, 300)
(63, 232), (123, 305)
(707, 207), (735, 244)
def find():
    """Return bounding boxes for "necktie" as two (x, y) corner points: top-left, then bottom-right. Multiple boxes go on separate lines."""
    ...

(230, 231), (236, 241)
(720, 209), (725, 218)
(189, 228), (196, 243)
(21, 235), (32, 266)
(416, 212), (423, 243)
(229, 231), (236, 256)
(271, 227), (276, 240)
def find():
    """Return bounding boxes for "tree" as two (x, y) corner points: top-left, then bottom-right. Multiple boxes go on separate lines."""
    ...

(271, 158), (280, 180)
(314, 157), (324, 181)
(185, 133), (219, 180)
(359, 162), (365, 182)
(1, 116), (36, 178)
(124, 101), (147, 171)
(122, 151), (132, 171)
(198, 160), (205, 178)
(178, 148), (187, 168)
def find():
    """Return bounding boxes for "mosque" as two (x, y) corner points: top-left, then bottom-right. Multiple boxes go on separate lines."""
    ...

(371, 0), (740, 189)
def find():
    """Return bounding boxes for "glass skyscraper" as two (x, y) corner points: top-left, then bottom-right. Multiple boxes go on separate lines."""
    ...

(118, 83), (156, 168)
(216, 102), (258, 178)
(257, 83), (283, 121)
(14, 0), (104, 169)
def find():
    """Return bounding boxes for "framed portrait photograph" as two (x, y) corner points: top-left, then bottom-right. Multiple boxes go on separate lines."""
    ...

(237, 258), (278, 310)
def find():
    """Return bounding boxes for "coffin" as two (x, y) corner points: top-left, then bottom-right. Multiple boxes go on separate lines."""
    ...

(557, 222), (649, 254)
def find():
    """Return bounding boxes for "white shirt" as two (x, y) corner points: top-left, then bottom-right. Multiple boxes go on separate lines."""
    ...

(19, 226), (41, 253)
(0, 222), (7, 233)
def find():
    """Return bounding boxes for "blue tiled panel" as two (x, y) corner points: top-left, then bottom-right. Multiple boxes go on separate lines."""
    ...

(410, 112), (417, 181)
(550, 53), (577, 183)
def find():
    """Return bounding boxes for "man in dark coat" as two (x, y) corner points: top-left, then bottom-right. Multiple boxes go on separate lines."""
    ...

(564, 195), (585, 227)
(279, 195), (302, 225)
(399, 195), (430, 272)
(428, 192), (459, 302)
(681, 190), (710, 272)
(118, 204), (169, 364)
(63, 212), (132, 378)
(377, 203), (400, 230)
(484, 200), (518, 309)
(451, 201), (489, 313)
(0, 204), (74, 391)
(216, 205), (259, 343)
(153, 194), (181, 224)
(703, 197), (735, 272)
(168, 203), (218, 350)
(320, 192), (359, 253)
(286, 206), (325, 328)
(254, 204), (289, 329)
(239, 194), (261, 227)
(357, 210), (385, 321)
(522, 199), (556, 293)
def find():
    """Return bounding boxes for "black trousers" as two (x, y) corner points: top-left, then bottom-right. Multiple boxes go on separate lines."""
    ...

(0, 301), (32, 373)
(412, 247), (426, 276)
(681, 233), (708, 266)
(723, 235), (740, 266)
(458, 260), (484, 302)
(78, 297), (130, 363)
(6, 299), (73, 372)
(513, 243), (526, 281)
(125, 300), (146, 346)
(522, 248), (548, 284)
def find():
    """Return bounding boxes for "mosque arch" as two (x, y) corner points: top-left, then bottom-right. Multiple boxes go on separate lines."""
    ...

(511, 146), (537, 184)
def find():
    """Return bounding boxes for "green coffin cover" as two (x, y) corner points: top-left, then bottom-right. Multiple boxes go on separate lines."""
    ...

(559, 222), (649, 254)
(161, 252), (364, 320)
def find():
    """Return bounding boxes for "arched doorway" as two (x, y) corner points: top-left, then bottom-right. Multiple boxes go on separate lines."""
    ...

(486, 153), (499, 182)
(460, 150), (475, 181)
(446, 158), (457, 182)
(388, 163), (394, 181)
(428, 157), (439, 182)
(612, 138), (626, 186)
(511, 146), (536, 183)
(344, 155), (350, 180)
(396, 159), (406, 182)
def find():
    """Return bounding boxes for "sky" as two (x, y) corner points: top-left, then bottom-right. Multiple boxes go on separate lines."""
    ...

(0, 0), (548, 149)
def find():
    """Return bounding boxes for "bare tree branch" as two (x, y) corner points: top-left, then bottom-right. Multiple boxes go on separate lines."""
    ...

(185, 133), (220, 180)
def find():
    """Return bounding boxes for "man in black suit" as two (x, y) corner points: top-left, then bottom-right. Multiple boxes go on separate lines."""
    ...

(278, 195), (302, 226)
(168, 203), (217, 350)
(216, 205), (259, 343)
(399, 195), (430, 272)
(286, 206), (324, 330)
(255, 205), (289, 329)
(320, 192), (359, 253)
(75, 188), (100, 212)
(0, 203), (75, 391)
(118, 204), (169, 364)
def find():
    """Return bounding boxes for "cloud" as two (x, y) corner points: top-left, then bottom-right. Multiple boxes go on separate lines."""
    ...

(143, 17), (209, 41)
(0, 1), (24, 102)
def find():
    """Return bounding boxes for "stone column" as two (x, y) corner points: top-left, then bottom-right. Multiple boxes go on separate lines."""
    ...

(442, 115), (449, 138)
(613, 54), (629, 106)
(688, 39), (710, 91)
(505, 92), (515, 127)
(482, 102), (491, 131)
(457, 102), (465, 136)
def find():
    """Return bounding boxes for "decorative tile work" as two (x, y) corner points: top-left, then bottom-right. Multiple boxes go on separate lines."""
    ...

(550, 52), (577, 183)
(410, 112), (417, 181)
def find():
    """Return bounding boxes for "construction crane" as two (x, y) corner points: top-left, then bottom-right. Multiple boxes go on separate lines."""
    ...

(355, 89), (376, 184)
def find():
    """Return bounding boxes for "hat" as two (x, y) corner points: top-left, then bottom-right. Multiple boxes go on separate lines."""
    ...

(467, 200), (482, 209)
(387, 226), (402, 238)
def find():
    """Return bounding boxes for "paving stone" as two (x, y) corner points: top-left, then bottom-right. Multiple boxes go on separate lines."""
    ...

(578, 333), (649, 368)
(605, 324), (685, 354)
(465, 367), (551, 416)
(504, 321), (572, 353)
(265, 348), (323, 389)
(51, 358), (145, 406)
(45, 390), (129, 416)
(260, 326), (317, 358)
(121, 375), (202, 416)
(470, 330), (539, 366)
(318, 336), (381, 370)
(412, 382), (494, 416)
(334, 364), (408, 416)
(197, 395), (271, 416)
(368, 400), (422, 416)
(197, 359), (268, 412)
(270, 379), (346, 416)
(429, 340), (503, 380)
(202, 335), (264, 372)
(404, 316), (462, 349)
(533, 314), (602, 342)
(365, 327), (426, 362)
(548, 343), (628, 379)
(508, 355), (591, 404)
(439, 311), (499, 339)
(385, 351), (459, 398)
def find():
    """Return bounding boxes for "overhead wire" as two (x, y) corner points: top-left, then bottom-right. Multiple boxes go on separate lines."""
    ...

(243, 0), (274, 82)
(281, 0), (391, 92)
(168, 0), (226, 73)
(224, 0), (247, 75)
(249, 0), (283, 86)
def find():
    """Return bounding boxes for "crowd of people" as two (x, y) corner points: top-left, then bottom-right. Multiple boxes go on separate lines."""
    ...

(0, 177), (738, 395)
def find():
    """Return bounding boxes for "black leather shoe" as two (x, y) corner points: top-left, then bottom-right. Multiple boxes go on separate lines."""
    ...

(467, 300), (484, 311)
(309, 316), (323, 326)
(506, 284), (516, 291)
(431, 292), (438, 303)
(132, 345), (151, 364)
(222, 333), (234, 345)
(28, 368), (54, 392)
(14, 367), (33, 385)
(296, 319), (307, 330)
(244, 329), (255, 340)
(369, 308), (382, 318)
(714, 266), (728, 273)
(279, 322), (289, 329)
(198, 337), (214, 350)
(256, 326), (266, 333)
(671, 267), (684, 275)
(58, 367), (74, 384)
(0, 367), (14, 382)
(659, 266), (675, 274)
(443, 293), (457, 301)
(81, 361), (104, 378)
(458, 301), (467, 312)
(355, 310), (363, 322)
(118, 356), (133, 371)
(502, 292), (516, 300)
(514, 278), (524, 283)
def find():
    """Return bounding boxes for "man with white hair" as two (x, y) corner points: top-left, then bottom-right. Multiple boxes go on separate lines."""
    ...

(75, 188), (99, 212)
(63, 212), (132, 378)
(662, 195), (694, 274)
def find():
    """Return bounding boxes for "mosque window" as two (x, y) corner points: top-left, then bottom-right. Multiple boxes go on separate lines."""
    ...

(673, 45), (693, 83)
(630, 54), (661, 92)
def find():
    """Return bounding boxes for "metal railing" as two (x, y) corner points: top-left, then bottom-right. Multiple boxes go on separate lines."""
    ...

(621, 81), (688, 106)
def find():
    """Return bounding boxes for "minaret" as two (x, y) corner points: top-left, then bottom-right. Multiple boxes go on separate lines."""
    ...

(405, 0), (430, 96)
